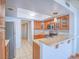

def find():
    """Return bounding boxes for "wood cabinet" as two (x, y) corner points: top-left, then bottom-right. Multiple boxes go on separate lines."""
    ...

(33, 42), (40, 59)
(44, 19), (56, 30)
(0, 0), (5, 59)
(60, 15), (69, 30)
(44, 20), (50, 30)
(34, 34), (45, 39)
(44, 15), (69, 30)
(34, 15), (69, 30)
(34, 21), (42, 30)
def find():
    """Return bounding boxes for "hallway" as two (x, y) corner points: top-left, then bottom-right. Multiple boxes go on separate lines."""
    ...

(14, 39), (32, 59)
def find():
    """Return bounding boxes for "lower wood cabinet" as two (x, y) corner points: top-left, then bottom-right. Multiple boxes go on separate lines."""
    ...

(0, 31), (5, 59)
(33, 42), (40, 59)
(0, 0), (5, 59)
(34, 34), (45, 39)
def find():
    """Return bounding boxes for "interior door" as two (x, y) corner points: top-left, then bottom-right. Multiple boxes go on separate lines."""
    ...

(5, 22), (15, 59)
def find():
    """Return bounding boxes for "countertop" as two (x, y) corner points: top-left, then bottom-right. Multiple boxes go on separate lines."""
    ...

(5, 40), (9, 46)
(34, 35), (70, 46)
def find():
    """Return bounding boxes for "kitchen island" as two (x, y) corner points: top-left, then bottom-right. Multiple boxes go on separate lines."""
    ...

(33, 35), (72, 59)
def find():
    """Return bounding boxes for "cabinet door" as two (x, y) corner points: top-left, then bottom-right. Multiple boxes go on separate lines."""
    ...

(34, 21), (36, 30)
(0, 30), (5, 59)
(34, 21), (42, 30)
(60, 15), (69, 30)
(33, 42), (40, 59)
(44, 21), (50, 30)
(0, 0), (5, 59)
(0, 17), (5, 27)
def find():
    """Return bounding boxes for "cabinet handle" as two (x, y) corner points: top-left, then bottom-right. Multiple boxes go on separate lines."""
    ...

(55, 44), (59, 49)
(67, 40), (71, 44)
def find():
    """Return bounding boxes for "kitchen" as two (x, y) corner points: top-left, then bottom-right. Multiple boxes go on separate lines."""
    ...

(33, 15), (71, 59)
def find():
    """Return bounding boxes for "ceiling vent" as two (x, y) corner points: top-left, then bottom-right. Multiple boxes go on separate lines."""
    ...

(65, 0), (70, 7)
(8, 8), (14, 11)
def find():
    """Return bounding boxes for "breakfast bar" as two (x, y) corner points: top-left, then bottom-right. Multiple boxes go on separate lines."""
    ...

(33, 35), (72, 59)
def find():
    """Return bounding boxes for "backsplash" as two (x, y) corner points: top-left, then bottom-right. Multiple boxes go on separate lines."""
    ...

(34, 30), (69, 35)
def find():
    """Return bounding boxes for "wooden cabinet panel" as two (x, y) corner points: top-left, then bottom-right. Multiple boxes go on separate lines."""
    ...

(60, 15), (69, 30)
(34, 21), (42, 30)
(0, 0), (5, 59)
(44, 21), (50, 30)
(0, 31), (5, 59)
(33, 42), (40, 59)
(34, 34), (45, 39)
(0, 17), (5, 27)
(0, 0), (5, 17)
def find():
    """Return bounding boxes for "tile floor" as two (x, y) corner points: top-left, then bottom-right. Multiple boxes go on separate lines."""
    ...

(14, 39), (32, 59)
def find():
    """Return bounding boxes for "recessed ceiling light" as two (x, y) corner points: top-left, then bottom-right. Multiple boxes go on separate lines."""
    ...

(29, 12), (36, 16)
(53, 12), (58, 15)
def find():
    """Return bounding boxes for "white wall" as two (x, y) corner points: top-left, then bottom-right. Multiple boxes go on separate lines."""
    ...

(17, 8), (35, 43)
(6, 17), (34, 48)
(21, 23), (28, 39)
(28, 20), (34, 43)
(76, 10), (79, 52)
(15, 20), (21, 48)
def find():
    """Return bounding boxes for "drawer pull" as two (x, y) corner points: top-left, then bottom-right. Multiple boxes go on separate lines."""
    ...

(67, 40), (71, 44)
(55, 44), (59, 49)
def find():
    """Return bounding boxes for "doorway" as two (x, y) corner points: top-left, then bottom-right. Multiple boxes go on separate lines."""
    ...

(14, 20), (32, 59)
(5, 22), (15, 59)
(21, 20), (28, 42)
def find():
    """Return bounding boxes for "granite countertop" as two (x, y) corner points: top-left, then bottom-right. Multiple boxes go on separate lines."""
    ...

(5, 40), (9, 46)
(34, 35), (70, 46)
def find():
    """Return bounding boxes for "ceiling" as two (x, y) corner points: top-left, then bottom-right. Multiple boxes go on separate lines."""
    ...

(71, 0), (79, 9)
(6, 0), (70, 20)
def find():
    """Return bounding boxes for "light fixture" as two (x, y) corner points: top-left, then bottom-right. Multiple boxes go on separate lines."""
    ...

(53, 12), (58, 23)
(54, 17), (57, 23)
(29, 12), (36, 16)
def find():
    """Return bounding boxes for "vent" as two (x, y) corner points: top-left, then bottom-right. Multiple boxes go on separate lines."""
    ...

(8, 8), (14, 11)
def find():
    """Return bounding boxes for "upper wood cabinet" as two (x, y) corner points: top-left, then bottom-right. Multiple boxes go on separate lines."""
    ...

(60, 15), (69, 30)
(34, 21), (42, 30)
(44, 21), (50, 30)
(44, 15), (69, 30)
(34, 15), (69, 30)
